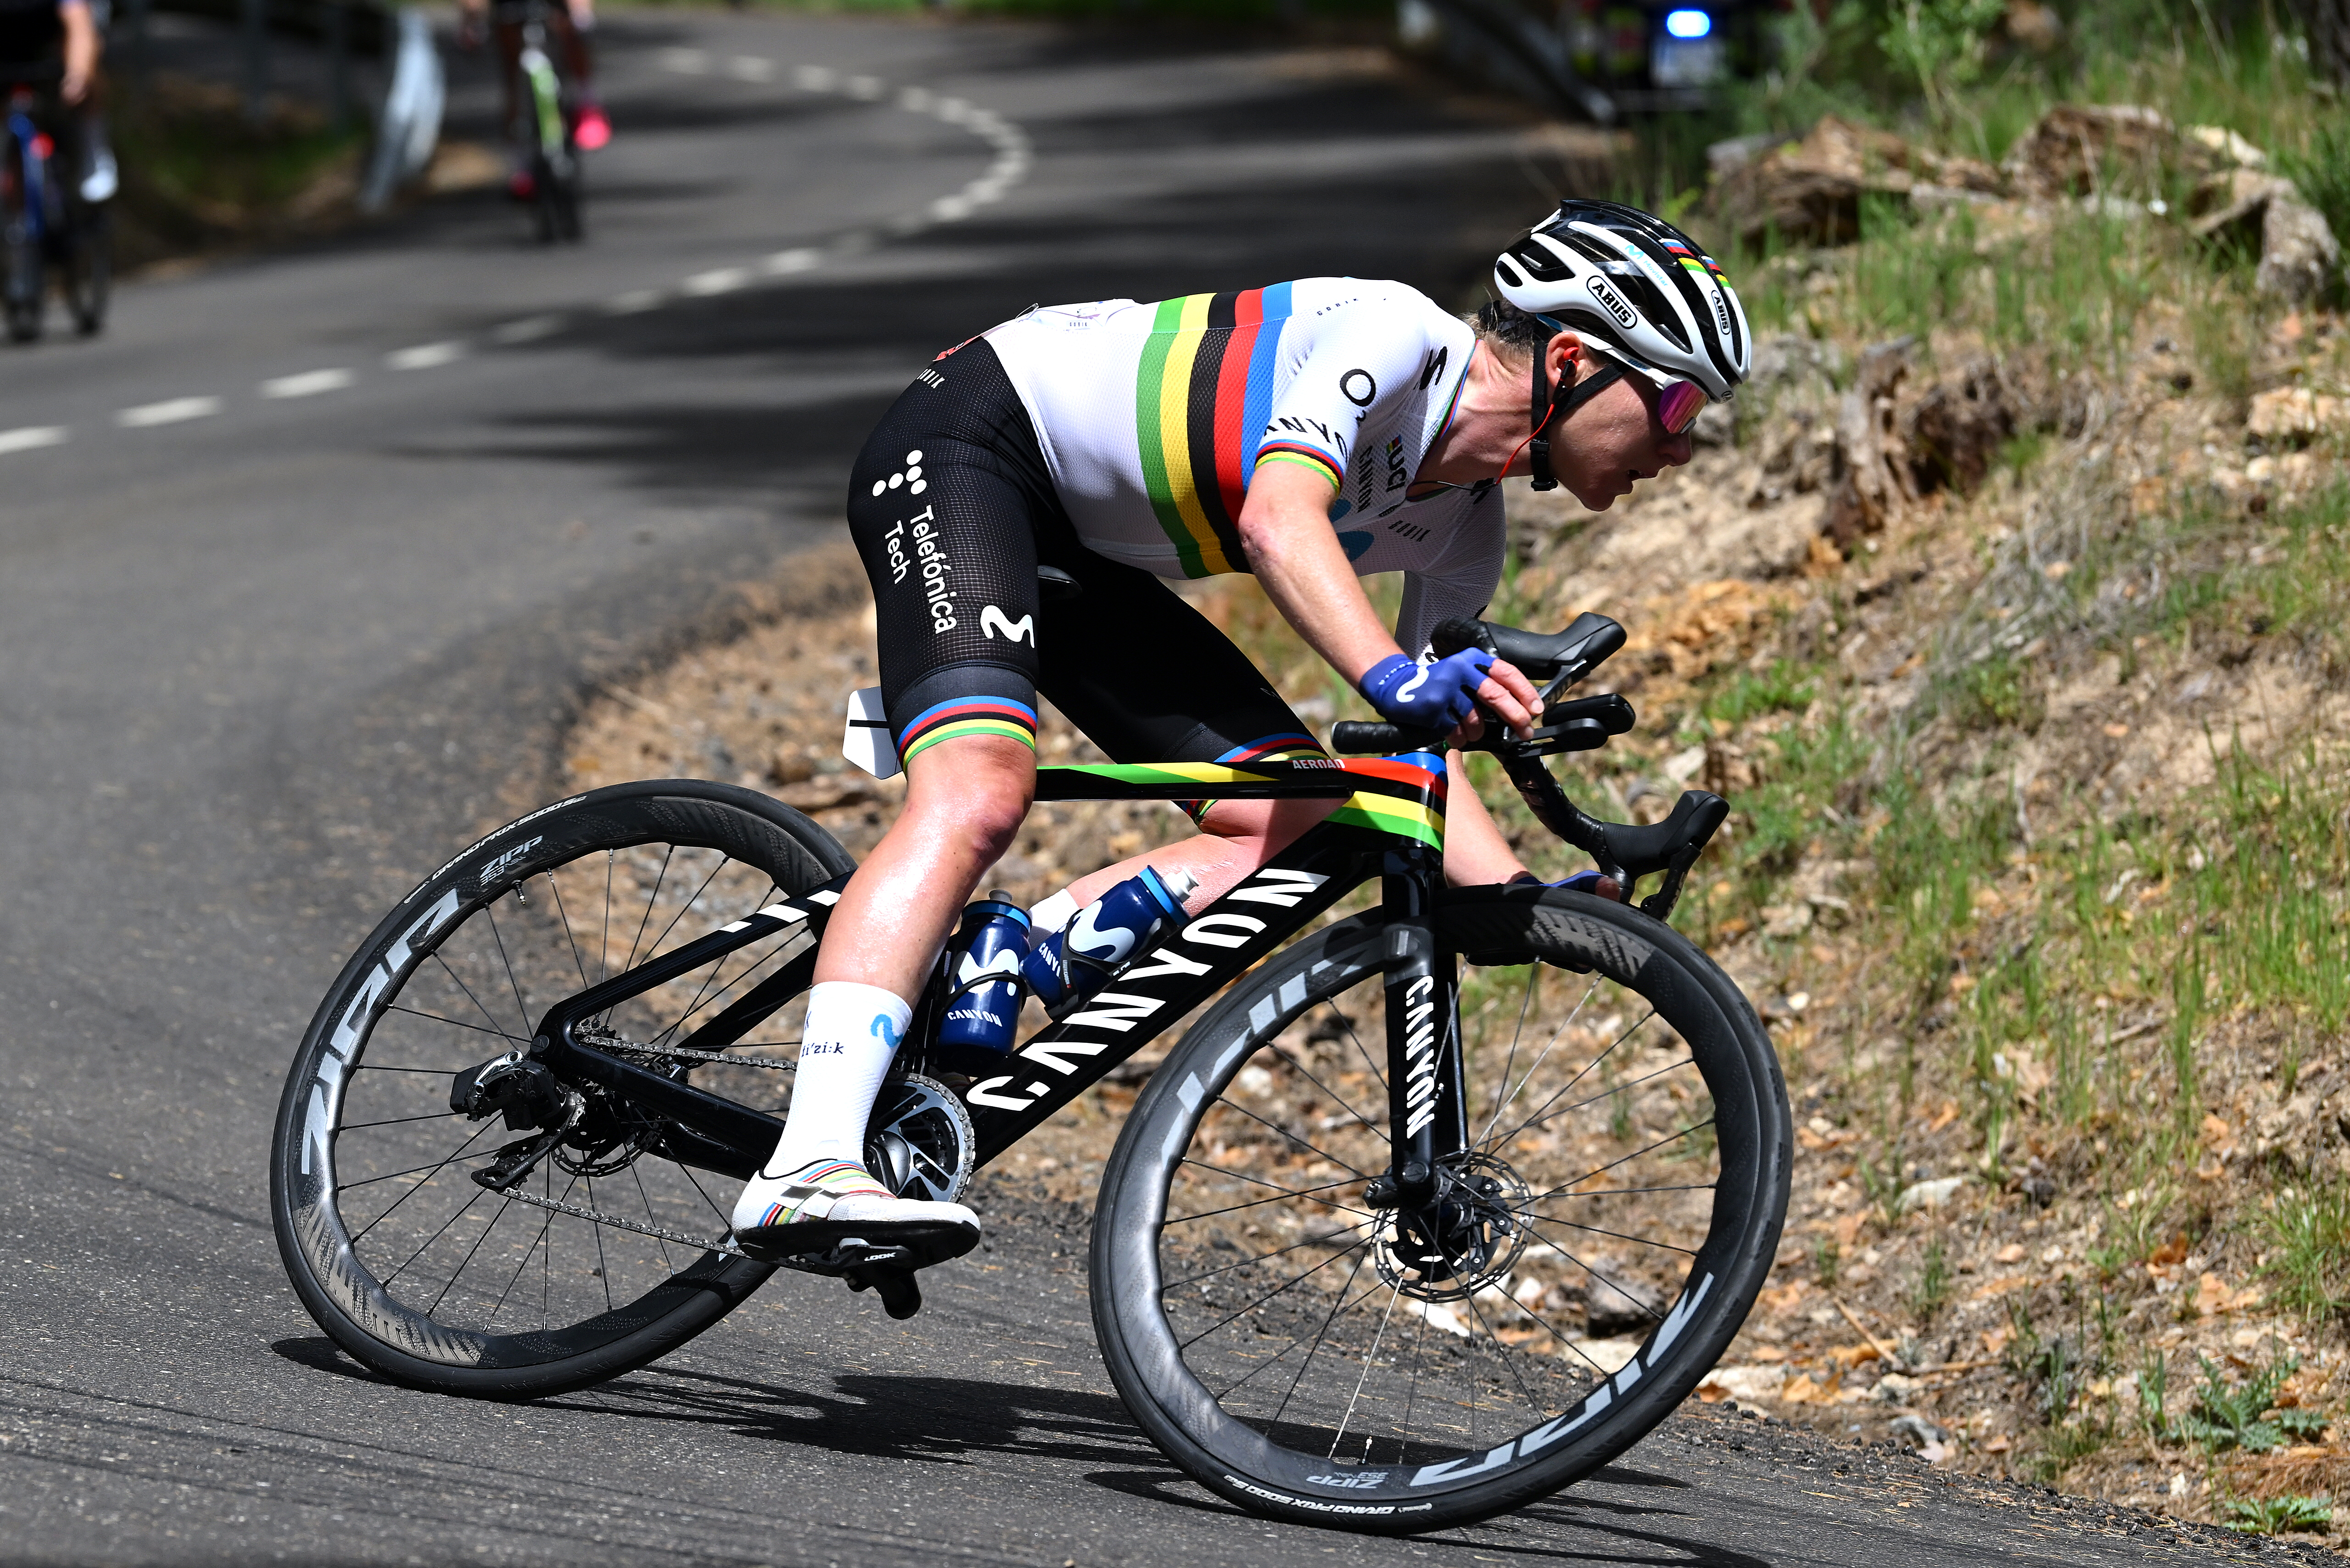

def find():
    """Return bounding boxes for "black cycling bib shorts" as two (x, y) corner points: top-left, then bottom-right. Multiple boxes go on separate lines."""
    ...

(846, 337), (1325, 789)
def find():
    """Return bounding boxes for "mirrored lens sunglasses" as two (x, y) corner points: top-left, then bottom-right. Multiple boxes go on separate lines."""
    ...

(1583, 344), (1710, 436)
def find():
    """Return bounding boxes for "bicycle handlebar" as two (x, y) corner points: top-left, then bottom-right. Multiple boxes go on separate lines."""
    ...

(1327, 612), (1726, 919)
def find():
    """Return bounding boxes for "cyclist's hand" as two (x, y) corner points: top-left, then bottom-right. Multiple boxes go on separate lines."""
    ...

(1360, 648), (1493, 734)
(1445, 656), (1540, 747)
(60, 67), (88, 103)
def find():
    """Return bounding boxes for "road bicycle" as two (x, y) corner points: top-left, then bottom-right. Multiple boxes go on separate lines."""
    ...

(487, 0), (582, 242)
(271, 610), (1790, 1533)
(1, 65), (109, 343)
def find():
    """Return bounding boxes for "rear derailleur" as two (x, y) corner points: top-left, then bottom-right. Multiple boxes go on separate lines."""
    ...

(449, 1049), (584, 1192)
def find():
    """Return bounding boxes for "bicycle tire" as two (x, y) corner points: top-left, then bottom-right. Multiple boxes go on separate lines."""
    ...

(270, 778), (854, 1398)
(64, 202), (107, 336)
(550, 168), (581, 242)
(1091, 885), (1789, 1533)
(3, 216), (40, 342)
(528, 151), (560, 244)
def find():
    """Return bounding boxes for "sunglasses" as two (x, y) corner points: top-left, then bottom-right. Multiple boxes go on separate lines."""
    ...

(1582, 343), (1710, 436)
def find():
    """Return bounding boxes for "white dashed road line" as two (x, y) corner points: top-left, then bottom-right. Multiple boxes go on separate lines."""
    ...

(116, 396), (223, 428)
(387, 341), (468, 370)
(6, 55), (1033, 459)
(491, 314), (565, 344)
(682, 267), (751, 297)
(261, 368), (356, 399)
(0, 425), (67, 455)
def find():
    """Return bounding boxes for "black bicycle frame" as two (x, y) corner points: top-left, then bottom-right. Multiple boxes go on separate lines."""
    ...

(527, 751), (1465, 1185)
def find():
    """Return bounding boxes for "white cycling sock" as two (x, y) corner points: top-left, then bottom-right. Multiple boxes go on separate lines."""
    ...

(759, 980), (910, 1177)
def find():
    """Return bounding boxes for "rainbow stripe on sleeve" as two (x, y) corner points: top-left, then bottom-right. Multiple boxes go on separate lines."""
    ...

(897, 695), (1039, 763)
(1133, 283), (1297, 578)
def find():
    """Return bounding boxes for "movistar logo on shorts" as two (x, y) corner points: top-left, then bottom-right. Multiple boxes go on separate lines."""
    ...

(1585, 276), (1638, 330)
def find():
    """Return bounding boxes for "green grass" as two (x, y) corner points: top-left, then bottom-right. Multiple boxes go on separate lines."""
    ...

(2262, 1181), (2350, 1323)
(1910, 1238), (1951, 1322)
(2224, 1494), (2335, 1536)
(116, 78), (364, 218)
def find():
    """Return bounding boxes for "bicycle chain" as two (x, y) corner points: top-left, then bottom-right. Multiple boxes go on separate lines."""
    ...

(497, 1186), (748, 1258)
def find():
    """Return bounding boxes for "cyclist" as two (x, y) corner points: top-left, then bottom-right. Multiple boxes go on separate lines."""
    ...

(457, 0), (607, 202)
(0, 0), (116, 203)
(729, 200), (1751, 1269)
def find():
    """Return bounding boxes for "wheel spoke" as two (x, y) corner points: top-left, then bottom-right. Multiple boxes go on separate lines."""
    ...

(1209, 1098), (1365, 1178)
(386, 1003), (516, 1043)
(1477, 974), (1603, 1151)
(1162, 1176), (1361, 1227)
(1175, 1157), (1380, 1220)
(1261, 1042), (1389, 1147)
(1177, 1230), (1374, 1351)
(347, 1123), (503, 1242)
(1491, 1004), (1656, 1151)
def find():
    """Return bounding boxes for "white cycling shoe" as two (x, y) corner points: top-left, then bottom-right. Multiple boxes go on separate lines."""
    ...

(730, 1157), (980, 1270)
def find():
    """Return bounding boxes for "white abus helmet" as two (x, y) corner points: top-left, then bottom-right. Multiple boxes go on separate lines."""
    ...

(1492, 199), (1751, 403)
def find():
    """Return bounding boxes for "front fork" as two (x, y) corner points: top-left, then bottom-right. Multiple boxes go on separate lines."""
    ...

(1369, 846), (1466, 1212)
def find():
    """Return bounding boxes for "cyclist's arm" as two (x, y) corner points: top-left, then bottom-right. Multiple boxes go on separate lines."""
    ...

(1235, 459), (1539, 739)
(59, 0), (96, 104)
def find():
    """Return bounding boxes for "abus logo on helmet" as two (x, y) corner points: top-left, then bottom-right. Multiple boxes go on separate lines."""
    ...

(1584, 276), (1638, 330)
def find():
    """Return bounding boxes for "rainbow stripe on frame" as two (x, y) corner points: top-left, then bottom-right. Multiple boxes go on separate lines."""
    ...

(1133, 283), (1301, 579)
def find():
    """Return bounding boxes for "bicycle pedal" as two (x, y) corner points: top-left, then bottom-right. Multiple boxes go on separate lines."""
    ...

(844, 1263), (923, 1319)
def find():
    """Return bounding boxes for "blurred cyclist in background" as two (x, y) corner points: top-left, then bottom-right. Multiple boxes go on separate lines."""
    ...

(458, 0), (608, 202)
(0, 0), (117, 203)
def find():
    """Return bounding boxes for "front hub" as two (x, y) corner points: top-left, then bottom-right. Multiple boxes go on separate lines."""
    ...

(1372, 1151), (1531, 1303)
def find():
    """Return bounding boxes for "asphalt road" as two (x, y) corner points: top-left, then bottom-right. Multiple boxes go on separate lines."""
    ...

(0, 9), (2289, 1564)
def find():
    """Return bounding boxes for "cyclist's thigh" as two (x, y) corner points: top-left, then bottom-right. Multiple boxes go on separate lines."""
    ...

(846, 346), (1047, 766)
(1035, 549), (1319, 769)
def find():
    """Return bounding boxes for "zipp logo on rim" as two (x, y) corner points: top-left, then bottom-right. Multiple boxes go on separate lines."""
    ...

(477, 835), (543, 888)
(1584, 276), (1638, 330)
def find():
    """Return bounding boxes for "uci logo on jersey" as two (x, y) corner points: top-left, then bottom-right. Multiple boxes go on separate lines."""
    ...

(1585, 276), (1638, 330)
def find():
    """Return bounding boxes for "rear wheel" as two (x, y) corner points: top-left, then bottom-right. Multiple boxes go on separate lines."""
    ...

(548, 156), (582, 241)
(1092, 886), (1790, 1532)
(63, 202), (107, 336)
(3, 212), (41, 342)
(270, 779), (854, 1398)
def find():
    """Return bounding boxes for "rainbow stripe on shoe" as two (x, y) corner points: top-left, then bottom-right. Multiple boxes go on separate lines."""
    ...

(751, 1159), (893, 1230)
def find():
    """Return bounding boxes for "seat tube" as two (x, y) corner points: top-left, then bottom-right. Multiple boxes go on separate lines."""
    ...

(1382, 842), (1461, 1198)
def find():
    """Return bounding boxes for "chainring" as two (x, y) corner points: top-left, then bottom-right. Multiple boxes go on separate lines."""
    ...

(863, 1073), (975, 1204)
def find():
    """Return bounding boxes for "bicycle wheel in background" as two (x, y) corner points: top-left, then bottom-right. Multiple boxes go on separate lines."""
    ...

(1092, 885), (1790, 1533)
(63, 201), (106, 336)
(270, 780), (853, 1398)
(3, 205), (40, 342)
(548, 158), (581, 242)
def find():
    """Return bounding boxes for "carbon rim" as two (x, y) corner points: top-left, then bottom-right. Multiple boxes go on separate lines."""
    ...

(1101, 894), (1782, 1520)
(279, 786), (848, 1373)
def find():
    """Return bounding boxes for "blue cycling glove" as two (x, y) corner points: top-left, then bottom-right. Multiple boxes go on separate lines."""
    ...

(1359, 648), (1495, 731)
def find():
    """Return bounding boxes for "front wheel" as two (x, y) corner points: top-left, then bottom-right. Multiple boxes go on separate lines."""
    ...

(270, 779), (854, 1398)
(1091, 885), (1790, 1533)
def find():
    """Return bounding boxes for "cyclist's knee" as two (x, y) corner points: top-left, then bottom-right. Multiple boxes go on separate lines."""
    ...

(903, 735), (1034, 859)
(1193, 797), (1338, 868)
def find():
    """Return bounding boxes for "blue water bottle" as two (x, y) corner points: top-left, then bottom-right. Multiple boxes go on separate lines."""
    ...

(1023, 866), (1199, 1009)
(938, 892), (1030, 1055)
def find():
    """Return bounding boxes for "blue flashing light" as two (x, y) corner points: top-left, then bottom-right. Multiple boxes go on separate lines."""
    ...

(1664, 8), (1712, 38)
